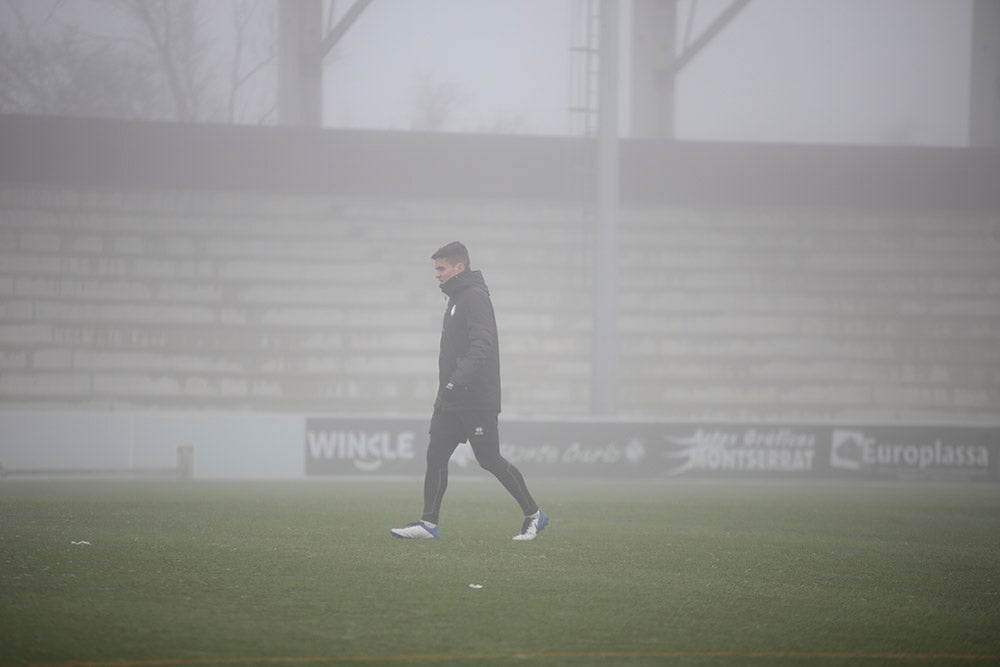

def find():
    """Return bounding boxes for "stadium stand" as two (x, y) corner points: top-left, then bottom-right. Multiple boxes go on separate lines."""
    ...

(1, 114), (998, 421)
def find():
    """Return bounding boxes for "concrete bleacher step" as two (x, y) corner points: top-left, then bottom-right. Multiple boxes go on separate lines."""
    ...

(1, 183), (998, 419)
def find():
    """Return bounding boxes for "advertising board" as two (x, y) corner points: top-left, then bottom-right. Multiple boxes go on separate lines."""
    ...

(305, 418), (999, 482)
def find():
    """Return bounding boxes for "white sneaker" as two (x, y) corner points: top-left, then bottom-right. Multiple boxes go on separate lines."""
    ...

(390, 521), (440, 539)
(512, 509), (549, 541)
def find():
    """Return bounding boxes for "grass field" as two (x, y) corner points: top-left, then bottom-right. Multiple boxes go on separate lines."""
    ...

(1, 479), (999, 667)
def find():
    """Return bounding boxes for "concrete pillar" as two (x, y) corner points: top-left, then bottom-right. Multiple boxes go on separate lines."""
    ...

(969, 0), (1000, 147)
(278, 0), (324, 127)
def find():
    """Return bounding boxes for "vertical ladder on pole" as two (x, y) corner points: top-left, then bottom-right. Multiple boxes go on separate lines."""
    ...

(569, 0), (600, 137)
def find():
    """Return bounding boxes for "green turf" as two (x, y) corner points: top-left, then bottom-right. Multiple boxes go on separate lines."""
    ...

(1, 479), (998, 667)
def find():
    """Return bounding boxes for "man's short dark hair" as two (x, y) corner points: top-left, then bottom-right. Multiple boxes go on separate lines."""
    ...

(432, 241), (471, 268)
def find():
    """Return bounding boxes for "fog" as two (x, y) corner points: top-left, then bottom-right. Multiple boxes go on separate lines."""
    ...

(0, 0), (976, 144)
(325, 0), (973, 145)
(0, 0), (997, 483)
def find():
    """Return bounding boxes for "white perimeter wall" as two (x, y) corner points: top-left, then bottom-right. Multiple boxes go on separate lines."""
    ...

(0, 411), (304, 479)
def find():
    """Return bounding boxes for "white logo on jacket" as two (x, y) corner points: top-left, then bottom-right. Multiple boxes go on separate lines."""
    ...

(450, 304), (457, 316)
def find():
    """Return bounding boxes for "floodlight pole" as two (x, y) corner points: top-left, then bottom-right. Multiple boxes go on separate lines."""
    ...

(591, 0), (620, 416)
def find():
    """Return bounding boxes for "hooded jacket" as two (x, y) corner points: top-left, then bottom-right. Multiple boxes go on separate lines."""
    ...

(435, 269), (501, 412)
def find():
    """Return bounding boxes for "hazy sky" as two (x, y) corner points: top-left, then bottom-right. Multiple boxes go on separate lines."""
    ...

(0, 0), (975, 146)
(322, 0), (974, 146)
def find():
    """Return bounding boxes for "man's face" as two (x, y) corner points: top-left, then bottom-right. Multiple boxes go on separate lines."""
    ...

(434, 258), (464, 284)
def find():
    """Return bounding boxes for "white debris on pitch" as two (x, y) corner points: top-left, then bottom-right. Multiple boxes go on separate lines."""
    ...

(468, 584), (483, 589)
(70, 541), (91, 545)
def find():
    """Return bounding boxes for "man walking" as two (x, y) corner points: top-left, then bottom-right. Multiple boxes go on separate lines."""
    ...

(391, 242), (549, 541)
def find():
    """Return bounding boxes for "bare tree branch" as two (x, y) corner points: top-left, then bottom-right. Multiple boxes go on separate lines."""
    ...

(0, 0), (276, 124)
(126, 0), (195, 121)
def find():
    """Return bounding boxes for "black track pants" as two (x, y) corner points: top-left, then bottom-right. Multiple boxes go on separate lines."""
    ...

(421, 408), (538, 525)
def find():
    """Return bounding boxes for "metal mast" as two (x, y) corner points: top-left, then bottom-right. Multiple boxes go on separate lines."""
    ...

(591, 0), (620, 416)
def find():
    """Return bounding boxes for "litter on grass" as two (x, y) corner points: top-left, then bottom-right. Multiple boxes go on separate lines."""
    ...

(70, 541), (91, 545)
(468, 584), (483, 589)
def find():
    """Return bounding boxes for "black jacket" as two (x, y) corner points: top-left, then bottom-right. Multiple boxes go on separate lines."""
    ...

(435, 269), (501, 412)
